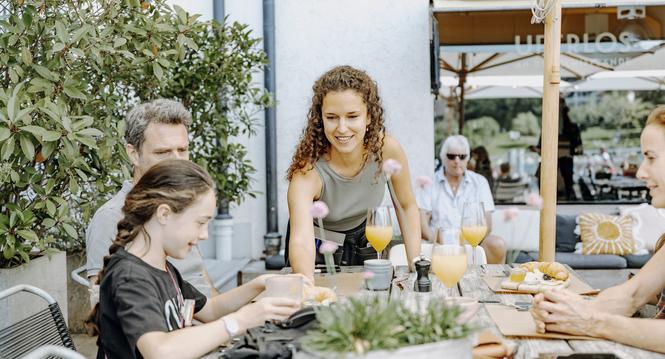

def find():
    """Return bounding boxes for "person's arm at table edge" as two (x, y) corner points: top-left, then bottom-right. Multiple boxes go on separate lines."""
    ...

(384, 135), (421, 267)
(420, 210), (434, 242)
(286, 169), (321, 281)
(591, 313), (665, 354)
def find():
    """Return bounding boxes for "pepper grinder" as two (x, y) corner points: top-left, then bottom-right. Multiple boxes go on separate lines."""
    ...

(413, 257), (431, 292)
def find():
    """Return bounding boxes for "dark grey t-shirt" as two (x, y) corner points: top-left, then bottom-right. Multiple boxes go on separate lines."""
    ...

(98, 249), (207, 359)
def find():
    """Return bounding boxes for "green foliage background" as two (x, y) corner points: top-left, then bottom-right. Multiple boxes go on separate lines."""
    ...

(0, 0), (269, 267)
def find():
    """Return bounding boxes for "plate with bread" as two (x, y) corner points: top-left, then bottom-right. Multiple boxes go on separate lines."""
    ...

(499, 261), (571, 293)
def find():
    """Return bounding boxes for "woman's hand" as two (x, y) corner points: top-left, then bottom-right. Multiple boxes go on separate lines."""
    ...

(231, 297), (301, 332)
(530, 289), (603, 337)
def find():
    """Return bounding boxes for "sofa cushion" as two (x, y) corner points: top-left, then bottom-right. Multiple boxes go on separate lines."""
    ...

(526, 251), (628, 269)
(620, 204), (665, 252)
(624, 253), (652, 268)
(555, 214), (578, 252)
(579, 213), (635, 255)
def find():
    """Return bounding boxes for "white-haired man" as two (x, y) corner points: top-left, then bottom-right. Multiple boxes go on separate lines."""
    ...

(417, 135), (506, 264)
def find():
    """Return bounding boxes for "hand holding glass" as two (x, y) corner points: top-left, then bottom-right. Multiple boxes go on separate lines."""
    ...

(365, 207), (393, 259)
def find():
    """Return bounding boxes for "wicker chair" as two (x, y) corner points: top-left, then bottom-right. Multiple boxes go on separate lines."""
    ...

(0, 284), (77, 359)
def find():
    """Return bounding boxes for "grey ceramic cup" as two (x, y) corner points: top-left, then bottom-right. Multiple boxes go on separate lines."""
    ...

(364, 259), (393, 291)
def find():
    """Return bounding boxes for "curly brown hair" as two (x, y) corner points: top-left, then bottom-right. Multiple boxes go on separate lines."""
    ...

(286, 65), (385, 181)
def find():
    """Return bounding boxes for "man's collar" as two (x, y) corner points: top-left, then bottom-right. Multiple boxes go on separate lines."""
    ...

(438, 168), (470, 183)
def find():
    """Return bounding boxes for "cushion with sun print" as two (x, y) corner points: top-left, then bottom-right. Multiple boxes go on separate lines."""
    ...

(579, 213), (635, 255)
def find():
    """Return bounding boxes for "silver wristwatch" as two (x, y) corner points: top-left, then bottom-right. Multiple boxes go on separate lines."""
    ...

(222, 316), (240, 337)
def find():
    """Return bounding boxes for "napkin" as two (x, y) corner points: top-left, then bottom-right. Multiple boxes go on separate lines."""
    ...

(472, 329), (517, 359)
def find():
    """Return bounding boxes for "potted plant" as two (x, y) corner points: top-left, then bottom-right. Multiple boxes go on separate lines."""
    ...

(299, 295), (477, 358)
(0, 0), (200, 327)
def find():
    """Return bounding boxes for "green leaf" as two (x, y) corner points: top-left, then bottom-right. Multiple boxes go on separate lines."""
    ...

(0, 127), (10, 142)
(3, 245), (15, 260)
(1, 137), (14, 160)
(32, 65), (59, 81)
(42, 130), (61, 142)
(21, 47), (33, 65)
(55, 20), (68, 43)
(53, 42), (66, 52)
(75, 134), (98, 149)
(19, 135), (35, 160)
(72, 25), (90, 44)
(62, 223), (78, 239)
(113, 37), (127, 48)
(20, 125), (44, 139)
(62, 117), (72, 132)
(46, 200), (56, 216)
(77, 128), (103, 137)
(42, 218), (57, 227)
(17, 229), (38, 242)
(8, 83), (24, 122)
(152, 62), (163, 79)
(63, 85), (87, 100)
(14, 107), (33, 123)
(40, 141), (56, 159)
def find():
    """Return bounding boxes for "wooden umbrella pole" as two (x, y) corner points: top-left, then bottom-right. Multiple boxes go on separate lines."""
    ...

(539, 0), (561, 262)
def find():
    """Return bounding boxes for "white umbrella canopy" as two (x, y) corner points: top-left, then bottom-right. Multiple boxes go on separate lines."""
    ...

(440, 75), (572, 99)
(569, 70), (665, 92)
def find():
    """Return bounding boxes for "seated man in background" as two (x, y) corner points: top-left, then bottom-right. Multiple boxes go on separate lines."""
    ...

(417, 135), (506, 264)
(85, 99), (216, 297)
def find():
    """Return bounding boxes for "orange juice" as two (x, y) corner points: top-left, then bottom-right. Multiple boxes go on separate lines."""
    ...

(432, 253), (467, 288)
(461, 225), (488, 247)
(365, 225), (393, 252)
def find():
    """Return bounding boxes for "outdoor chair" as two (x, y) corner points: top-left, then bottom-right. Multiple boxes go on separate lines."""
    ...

(494, 179), (528, 203)
(388, 243), (487, 267)
(0, 284), (77, 359)
(23, 345), (85, 359)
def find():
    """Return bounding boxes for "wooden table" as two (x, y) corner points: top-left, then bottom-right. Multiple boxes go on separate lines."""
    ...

(392, 264), (663, 359)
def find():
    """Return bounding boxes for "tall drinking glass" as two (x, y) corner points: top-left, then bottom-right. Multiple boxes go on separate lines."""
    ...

(431, 243), (467, 297)
(461, 201), (488, 267)
(365, 207), (393, 259)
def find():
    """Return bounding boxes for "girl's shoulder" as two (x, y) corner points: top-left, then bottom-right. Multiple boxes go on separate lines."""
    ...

(381, 134), (405, 157)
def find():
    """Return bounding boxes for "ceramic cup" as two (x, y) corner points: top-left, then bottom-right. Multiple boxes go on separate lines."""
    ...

(364, 259), (394, 291)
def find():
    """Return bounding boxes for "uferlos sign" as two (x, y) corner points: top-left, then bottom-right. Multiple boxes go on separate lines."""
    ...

(515, 31), (651, 53)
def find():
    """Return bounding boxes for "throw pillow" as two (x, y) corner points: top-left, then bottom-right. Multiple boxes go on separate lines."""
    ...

(620, 204), (665, 252)
(579, 212), (635, 255)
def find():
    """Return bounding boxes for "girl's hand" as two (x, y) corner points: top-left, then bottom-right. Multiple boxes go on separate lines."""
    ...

(231, 297), (301, 331)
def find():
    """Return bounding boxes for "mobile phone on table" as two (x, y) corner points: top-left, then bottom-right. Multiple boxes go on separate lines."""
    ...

(539, 354), (620, 359)
(315, 264), (341, 273)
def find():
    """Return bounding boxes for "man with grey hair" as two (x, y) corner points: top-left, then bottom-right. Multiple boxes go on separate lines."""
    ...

(85, 99), (216, 296)
(417, 135), (506, 264)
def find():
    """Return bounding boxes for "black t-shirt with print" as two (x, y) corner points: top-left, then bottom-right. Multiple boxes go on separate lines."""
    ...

(97, 248), (207, 359)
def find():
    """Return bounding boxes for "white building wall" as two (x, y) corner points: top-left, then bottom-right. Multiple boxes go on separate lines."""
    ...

(274, 0), (435, 235)
(167, 0), (434, 257)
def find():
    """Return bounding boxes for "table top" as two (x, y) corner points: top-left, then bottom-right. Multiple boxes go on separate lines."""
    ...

(395, 264), (663, 359)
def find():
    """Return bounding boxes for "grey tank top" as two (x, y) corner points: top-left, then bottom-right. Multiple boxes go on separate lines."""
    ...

(314, 158), (387, 232)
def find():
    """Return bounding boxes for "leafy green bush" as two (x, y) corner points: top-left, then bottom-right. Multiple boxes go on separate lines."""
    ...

(0, 0), (267, 267)
(303, 296), (475, 355)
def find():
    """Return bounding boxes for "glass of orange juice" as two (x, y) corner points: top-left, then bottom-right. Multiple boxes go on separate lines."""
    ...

(431, 243), (467, 297)
(365, 207), (393, 259)
(461, 201), (488, 267)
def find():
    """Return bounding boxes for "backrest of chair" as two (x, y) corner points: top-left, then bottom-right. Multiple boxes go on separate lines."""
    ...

(494, 180), (527, 203)
(0, 285), (76, 359)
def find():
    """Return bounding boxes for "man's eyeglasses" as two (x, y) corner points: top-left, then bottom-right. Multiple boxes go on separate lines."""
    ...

(446, 153), (467, 161)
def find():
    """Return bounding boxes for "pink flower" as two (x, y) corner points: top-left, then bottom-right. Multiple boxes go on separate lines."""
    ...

(526, 192), (544, 209)
(310, 201), (329, 219)
(362, 271), (375, 279)
(319, 240), (339, 254)
(416, 175), (433, 189)
(382, 159), (402, 175)
(503, 207), (520, 222)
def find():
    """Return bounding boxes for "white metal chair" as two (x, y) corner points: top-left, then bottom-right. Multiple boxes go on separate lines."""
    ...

(23, 345), (86, 359)
(388, 242), (487, 266)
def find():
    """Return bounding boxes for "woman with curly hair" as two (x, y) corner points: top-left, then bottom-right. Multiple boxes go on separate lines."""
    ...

(285, 65), (421, 279)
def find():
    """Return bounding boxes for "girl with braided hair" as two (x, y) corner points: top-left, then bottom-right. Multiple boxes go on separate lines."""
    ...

(86, 160), (301, 359)
(286, 65), (421, 279)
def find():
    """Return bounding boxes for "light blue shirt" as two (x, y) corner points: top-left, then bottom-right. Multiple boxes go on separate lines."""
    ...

(416, 169), (495, 232)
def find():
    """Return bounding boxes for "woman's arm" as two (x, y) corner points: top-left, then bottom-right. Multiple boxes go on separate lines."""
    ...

(420, 210), (434, 241)
(383, 135), (422, 267)
(287, 170), (322, 281)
